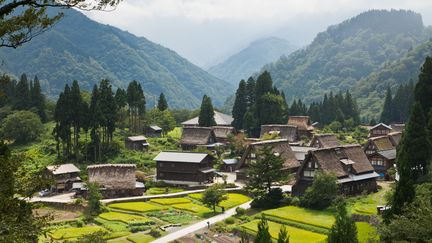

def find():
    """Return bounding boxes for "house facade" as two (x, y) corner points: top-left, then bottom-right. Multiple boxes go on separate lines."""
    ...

(154, 152), (215, 185)
(292, 145), (378, 196)
(46, 164), (81, 193)
(368, 123), (392, 138)
(125, 135), (149, 151)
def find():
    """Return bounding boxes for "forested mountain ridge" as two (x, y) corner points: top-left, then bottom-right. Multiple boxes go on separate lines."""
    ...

(0, 9), (233, 108)
(208, 37), (297, 85)
(261, 10), (431, 106)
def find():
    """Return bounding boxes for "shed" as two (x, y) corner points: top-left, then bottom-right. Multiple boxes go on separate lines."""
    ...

(287, 116), (314, 139)
(125, 135), (149, 151)
(145, 125), (163, 137)
(212, 126), (235, 143)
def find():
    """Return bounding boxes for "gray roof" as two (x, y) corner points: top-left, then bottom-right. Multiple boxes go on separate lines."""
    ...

(149, 125), (162, 131)
(181, 111), (233, 126)
(291, 146), (316, 161)
(126, 135), (147, 141)
(223, 158), (238, 165)
(47, 163), (80, 175)
(338, 171), (380, 183)
(370, 123), (392, 130)
(378, 149), (397, 160)
(153, 152), (210, 163)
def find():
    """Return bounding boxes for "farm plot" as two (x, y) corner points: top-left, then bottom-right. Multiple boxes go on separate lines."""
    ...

(147, 209), (199, 224)
(240, 220), (327, 243)
(173, 203), (213, 215)
(150, 197), (191, 205)
(188, 193), (251, 208)
(127, 233), (155, 243)
(99, 212), (153, 224)
(49, 225), (106, 240)
(108, 202), (167, 213)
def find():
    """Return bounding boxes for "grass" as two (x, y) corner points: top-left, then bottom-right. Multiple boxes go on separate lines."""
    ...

(107, 239), (131, 243)
(262, 206), (335, 230)
(149, 197), (191, 205)
(108, 202), (167, 213)
(49, 226), (106, 240)
(95, 217), (130, 232)
(356, 222), (379, 243)
(99, 212), (153, 224)
(126, 233), (155, 243)
(173, 203), (213, 215)
(146, 187), (184, 195)
(147, 210), (199, 224)
(240, 220), (327, 243)
(188, 193), (251, 208)
(348, 187), (388, 215)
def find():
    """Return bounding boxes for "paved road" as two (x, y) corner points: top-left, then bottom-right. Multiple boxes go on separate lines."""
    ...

(152, 200), (252, 243)
(29, 192), (76, 203)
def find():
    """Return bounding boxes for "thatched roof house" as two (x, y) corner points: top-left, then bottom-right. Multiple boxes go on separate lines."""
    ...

(287, 116), (314, 138)
(180, 127), (216, 150)
(212, 126), (235, 143)
(293, 145), (378, 195)
(390, 124), (405, 133)
(310, 134), (341, 148)
(368, 123), (392, 137)
(388, 132), (402, 147)
(46, 163), (81, 192)
(181, 111), (234, 127)
(260, 124), (298, 142)
(364, 136), (395, 154)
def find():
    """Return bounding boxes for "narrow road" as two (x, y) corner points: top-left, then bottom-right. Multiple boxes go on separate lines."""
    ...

(151, 200), (252, 243)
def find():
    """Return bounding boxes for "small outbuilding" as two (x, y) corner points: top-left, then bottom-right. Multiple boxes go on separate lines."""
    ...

(212, 126), (235, 143)
(221, 158), (239, 172)
(46, 163), (82, 193)
(145, 125), (163, 137)
(125, 135), (149, 151)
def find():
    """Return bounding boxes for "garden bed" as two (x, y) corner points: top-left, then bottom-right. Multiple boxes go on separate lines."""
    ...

(149, 197), (191, 205)
(108, 202), (167, 213)
(99, 212), (153, 224)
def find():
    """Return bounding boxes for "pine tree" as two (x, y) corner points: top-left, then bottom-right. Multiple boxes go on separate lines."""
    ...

(157, 93), (168, 111)
(70, 80), (85, 158)
(255, 71), (274, 128)
(380, 87), (393, 124)
(415, 57), (432, 113)
(198, 95), (216, 127)
(243, 109), (257, 137)
(257, 93), (285, 125)
(89, 85), (102, 161)
(245, 77), (256, 108)
(14, 74), (30, 110)
(99, 79), (117, 143)
(277, 225), (290, 243)
(232, 80), (248, 130)
(115, 88), (127, 110)
(30, 76), (47, 122)
(254, 216), (271, 243)
(127, 81), (146, 133)
(328, 202), (358, 243)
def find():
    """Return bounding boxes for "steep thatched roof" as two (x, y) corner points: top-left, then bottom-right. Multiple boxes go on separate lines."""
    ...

(390, 124), (405, 133)
(388, 132), (402, 147)
(287, 116), (314, 131)
(181, 127), (216, 145)
(181, 111), (233, 126)
(304, 145), (374, 178)
(369, 136), (395, 151)
(260, 124), (298, 142)
(47, 163), (80, 175)
(378, 149), (397, 160)
(87, 164), (136, 189)
(310, 134), (340, 148)
(154, 152), (210, 163)
(212, 126), (234, 140)
(237, 139), (299, 170)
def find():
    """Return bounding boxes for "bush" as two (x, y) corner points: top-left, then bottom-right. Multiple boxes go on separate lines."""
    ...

(251, 188), (284, 209)
(129, 225), (151, 233)
(149, 227), (162, 238)
(235, 207), (246, 216)
(301, 171), (338, 210)
(291, 196), (301, 206)
(224, 217), (235, 224)
(76, 219), (84, 227)
(0, 110), (43, 143)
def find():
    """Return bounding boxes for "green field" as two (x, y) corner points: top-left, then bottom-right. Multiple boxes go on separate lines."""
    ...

(127, 233), (155, 243)
(49, 226), (106, 240)
(240, 220), (327, 243)
(146, 187), (184, 195)
(150, 197), (191, 205)
(147, 210), (199, 224)
(99, 212), (153, 224)
(107, 239), (130, 243)
(108, 202), (167, 213)
(262, 206), (335, 229)
(356, 222), (379, 243)
(188, 193), (251, 208)
(348, 188), (388, 215)
(173, 203), (212, 215)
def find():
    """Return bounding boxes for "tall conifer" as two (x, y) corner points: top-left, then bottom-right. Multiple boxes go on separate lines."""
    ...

(232, 80), (247, 130)
(415, 56), (432, 113)
(198, 95), (216, 127)
(157, 93), (168, 111)
(14, 74), (30, 110)
(380, 87), (393, 124)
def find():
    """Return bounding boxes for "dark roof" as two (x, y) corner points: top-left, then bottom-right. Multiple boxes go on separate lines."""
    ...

(153, 152), (210, 163)
(126, 135), (147, 142)
(388, 132), (402, 147)
(46, 163), (80, 175)
(237, 139), (299, 170)
(310, 134), (340, 148)
(181, 127), (216, 145)
(212, 126), (234, 139)
(370, 136), (395, 151)
(260, 124), (297, 142)
(378, 149), (397, 160)
(181, 111), (233, 126)
(287, 116), (314, 131)
(304, 145), (374, 178)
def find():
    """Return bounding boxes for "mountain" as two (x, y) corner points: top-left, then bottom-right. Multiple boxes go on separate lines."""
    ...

(353, 39), (432, 119)
(261, 10), (431, 106)
(0, 9), (233, 108)
(208, 37), (297, 84)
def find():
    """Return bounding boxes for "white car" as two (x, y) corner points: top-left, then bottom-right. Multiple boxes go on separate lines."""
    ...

(38, 189), (50, 197)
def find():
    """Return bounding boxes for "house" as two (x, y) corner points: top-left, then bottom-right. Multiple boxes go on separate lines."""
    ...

(310, 134), (340, 148)
(221, 158), (239, 172)
(181, 111), (234, 127)
(212, 126), (235, 143)
(364, 134), (399, 180)
(46, 164), (81, 193)
(180, 127), (217, 150)
(144, 125), (162, 137)
(367, 149), (396, 180)
(125, 135), (149, 151)
(86, 164), (144, 198)
(287, 116), (314, 139)
(236, 139), (299, 181)
(388, 132), (402, 147)
(368, 123), (392, 138)
(260, 124), (298, 142)
(154, 152), (215, 185)
(390, 124), (405, 133)
(292, 145), (379, 196)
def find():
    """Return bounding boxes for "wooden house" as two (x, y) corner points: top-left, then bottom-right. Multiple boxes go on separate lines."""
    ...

(291, 146), (317, 163)
(292, 145), (378, 196)
(86, 164), (144, 198)
(368, 123), (392, 138)
(388, 132), (402, 147)
(180, 127), (216, 150)
(390, 124), (405, 133)
(125, 135), (149, 151)
(221, 158), (238, 172)
(310, 134), (340, 148)
(260, 124), (298, 142)
(145, 125), (162, 137)
(46, 164), (81, 193)
(287, 116), (314, 139)
(235, 139), (299, 181)
(154, 152), (215, 185)
(181, 111), (234, 127)
(364, 134), (399, 180)
(212, 126), (235, 143)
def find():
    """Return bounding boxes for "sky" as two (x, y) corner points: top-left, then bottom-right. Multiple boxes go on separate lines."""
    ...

(84, 0), (432, 68)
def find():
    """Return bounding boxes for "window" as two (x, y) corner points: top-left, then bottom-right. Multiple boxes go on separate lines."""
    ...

(366, 150), (374, 155)
(250, 153), (256, 159)
(304, 170), (315, 177)
(371, 159), (384, 166)
(314, 163), (319, 169)
(307, 162), (312, 168)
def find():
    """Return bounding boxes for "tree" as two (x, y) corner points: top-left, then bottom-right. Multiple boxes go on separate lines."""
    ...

(157, 92), (168, 111)
(115, 88), (127, 110)
(202, 184), (227, 212)
(232, 80), (248, 130)
(30, 76), (47, 122)
(0, 0), (121, 48)
(277, 225), (290, 243)
(380, 87), (393, 124)
(98, 79), (117, 143)
(254, 215), (271, 243)
(245, 145), (286, 197)
(1, 110), (43, 143)
(13, 74), (30, 110)
(328, 201), (358, 243)
(245, 77), (256, 108)
(257, 93), (286, 125)
(198, 95), (216, 127)
(85, 182), (103, 219)
(301, 171), (338, 210)
(127, 81), (146, 133)
(415, 56), (432, 113)
(146, 108), (176, 134)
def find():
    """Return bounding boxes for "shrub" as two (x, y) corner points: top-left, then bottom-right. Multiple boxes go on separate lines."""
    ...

(129, 225), (151, 233)
(251, 188), (284, 209)
(236, 207), (246, 216)
(291, 196), (301, 206)
(225, 217), (235, 224)
(149, 227), (162, 238)
(301, 171), (338, 210)
(1, 110), (43, 143)
(76, 220), (84, 227)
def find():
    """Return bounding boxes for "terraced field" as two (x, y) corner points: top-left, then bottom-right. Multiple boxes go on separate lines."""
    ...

(49, 226), (106, 240)
(150, 197), (191, 205)
(108, 202), (167, 213)
(99, 212), (153, 224)
(188, 193), (251, 208)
